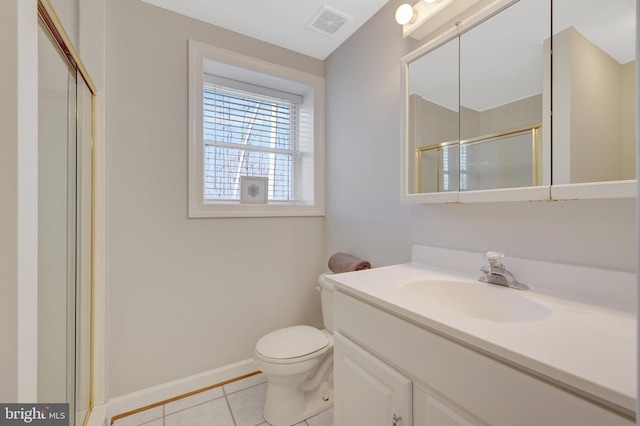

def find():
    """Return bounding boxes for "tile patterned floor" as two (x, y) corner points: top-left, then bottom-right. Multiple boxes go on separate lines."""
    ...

(111, 373), (333, 426)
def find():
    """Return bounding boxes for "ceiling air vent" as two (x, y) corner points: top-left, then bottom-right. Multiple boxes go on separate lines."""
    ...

(306, 5), (352, 37)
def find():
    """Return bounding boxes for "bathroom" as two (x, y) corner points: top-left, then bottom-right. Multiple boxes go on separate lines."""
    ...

(0, 0), (637, 425)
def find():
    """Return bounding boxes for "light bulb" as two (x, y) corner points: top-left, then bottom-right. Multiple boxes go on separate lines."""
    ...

(395, 4), (417, 25)
(424, 0), (437, 3)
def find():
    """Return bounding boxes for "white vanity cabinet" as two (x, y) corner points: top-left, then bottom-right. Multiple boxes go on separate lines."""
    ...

(334, 333), (412, 426)
(333, 290), (634, 426)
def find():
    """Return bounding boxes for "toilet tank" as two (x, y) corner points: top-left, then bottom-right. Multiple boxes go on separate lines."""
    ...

(318, 273), (335, 332)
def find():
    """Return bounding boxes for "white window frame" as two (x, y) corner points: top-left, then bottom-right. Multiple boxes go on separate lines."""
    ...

(188, 40), (325, 218)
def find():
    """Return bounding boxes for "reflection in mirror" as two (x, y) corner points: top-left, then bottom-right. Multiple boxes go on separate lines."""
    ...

(461, 124), (541, 191)
(418, 141), (459, 192)
(408, 37), (459, 193)
(459, 0), (550, 191)
(552, 0), (636, 184)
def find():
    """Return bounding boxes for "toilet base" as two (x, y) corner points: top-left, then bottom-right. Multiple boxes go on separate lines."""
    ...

(263, 380), (333, 426)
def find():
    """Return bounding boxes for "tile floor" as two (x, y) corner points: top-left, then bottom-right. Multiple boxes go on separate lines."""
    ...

(111, 373), (333, 426)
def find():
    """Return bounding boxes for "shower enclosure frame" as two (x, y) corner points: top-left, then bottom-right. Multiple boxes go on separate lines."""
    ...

(37, 1), (96, 424)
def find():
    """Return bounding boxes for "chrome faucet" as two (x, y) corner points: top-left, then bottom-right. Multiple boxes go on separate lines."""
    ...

(479, 251), (528, 290)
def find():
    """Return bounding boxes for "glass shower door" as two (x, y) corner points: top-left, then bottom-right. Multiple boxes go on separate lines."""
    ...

(38, 14), (93, 425)
(37, 18), (77, 414)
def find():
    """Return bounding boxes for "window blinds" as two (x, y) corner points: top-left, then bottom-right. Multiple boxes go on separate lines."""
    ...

(203, 80), (301, 202)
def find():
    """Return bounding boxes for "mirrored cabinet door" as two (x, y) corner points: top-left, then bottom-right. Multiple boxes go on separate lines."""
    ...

(408, 37), (460, 194)
(552, 0), (636, 185)
(459, 0), (550, 191)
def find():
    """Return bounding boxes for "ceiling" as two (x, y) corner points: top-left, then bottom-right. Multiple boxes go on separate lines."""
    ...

(140, 0), (391, 60)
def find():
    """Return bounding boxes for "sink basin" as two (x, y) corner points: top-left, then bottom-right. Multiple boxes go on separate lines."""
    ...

(401, 279), (552, 322)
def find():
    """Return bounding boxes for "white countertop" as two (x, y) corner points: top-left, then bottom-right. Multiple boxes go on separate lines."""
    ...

(327, 255), (637, 415)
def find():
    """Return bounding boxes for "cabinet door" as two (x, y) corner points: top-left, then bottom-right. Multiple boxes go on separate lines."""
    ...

(334, 332), (412, 426)
(414, 385), (486, 426)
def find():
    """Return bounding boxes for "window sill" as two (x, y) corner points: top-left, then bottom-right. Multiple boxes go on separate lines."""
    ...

(188, 202), (325, 218)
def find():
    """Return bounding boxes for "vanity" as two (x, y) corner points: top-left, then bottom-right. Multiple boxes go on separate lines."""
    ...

(328, 246), (636, 426)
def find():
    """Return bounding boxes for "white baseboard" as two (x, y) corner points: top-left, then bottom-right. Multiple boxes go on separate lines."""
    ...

(105, 358), (257, 423)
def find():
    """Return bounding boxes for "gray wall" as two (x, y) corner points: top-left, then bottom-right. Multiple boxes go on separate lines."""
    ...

(325, 0), (637, 272)
(105, 0), (325, 398)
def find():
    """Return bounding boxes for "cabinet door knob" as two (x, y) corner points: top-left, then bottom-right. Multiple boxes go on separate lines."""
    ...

(392, 413), (401, 426)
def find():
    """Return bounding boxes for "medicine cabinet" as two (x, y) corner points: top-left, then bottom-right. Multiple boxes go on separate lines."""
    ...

(401, 0), (636, 203)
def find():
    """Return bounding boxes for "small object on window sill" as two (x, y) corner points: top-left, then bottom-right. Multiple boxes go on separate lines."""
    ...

(240, 176), (268, 204)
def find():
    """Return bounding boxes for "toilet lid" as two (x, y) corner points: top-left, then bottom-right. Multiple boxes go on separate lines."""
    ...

(256, 325), (328, 360)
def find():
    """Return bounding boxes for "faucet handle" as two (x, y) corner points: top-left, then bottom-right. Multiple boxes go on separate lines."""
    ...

(484, 251), (505, 268)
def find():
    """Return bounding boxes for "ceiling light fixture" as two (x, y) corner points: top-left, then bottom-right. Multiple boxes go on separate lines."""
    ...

(398, 0), (469, 38)
(395, 4), (417, 25)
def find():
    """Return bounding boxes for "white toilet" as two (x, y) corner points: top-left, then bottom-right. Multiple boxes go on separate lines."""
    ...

(253, 273), (335, 426)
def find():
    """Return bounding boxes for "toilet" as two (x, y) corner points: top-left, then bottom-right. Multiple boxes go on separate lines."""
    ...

(253, 273), (335, 426)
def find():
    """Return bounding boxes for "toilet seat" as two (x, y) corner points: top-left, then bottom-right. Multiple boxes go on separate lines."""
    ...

(255, 325), (329, 364)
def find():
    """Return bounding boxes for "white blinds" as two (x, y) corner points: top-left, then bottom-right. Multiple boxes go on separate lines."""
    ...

(203, 79), (301, 202)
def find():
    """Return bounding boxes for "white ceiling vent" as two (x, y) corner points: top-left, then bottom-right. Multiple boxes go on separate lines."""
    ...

(306, 5), (352, 37)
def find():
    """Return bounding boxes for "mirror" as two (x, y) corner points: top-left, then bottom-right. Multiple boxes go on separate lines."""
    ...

(459, 0), (549, 191)
(408, 37), (459, 193)
(404, 0), (636, 199)
(552, 0), (636, 184)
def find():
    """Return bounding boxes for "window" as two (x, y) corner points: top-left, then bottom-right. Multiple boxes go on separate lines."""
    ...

(203, 77), (300, 202)
(188, 40), (325, 218)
